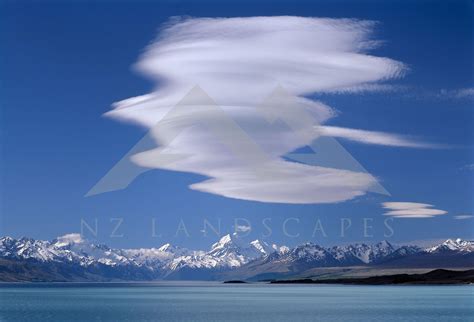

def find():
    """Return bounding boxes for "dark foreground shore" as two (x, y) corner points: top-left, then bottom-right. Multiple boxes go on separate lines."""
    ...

(270, 269), (474, 285)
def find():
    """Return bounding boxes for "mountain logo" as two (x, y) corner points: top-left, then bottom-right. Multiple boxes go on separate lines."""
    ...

(86, 86), (389, 199)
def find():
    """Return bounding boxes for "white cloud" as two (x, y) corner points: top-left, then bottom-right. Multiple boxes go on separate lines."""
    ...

(382, 202), (447, 218)
(453, 88), (474, 98)
(109, 16), (405, 124)
(55, 233), (84, 246)
(438, 87), (474, 99)
(317, 126), (442, 148)
(460, 163), (474, 171)
(102, 16), (409, 204)
(454, 215), (473, 220)
(235, 224), (251, 233)
(317, 83), (406, 94)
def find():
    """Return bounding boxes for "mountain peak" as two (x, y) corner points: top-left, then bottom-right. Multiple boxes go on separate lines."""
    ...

(427, 238), (474, 253)
(250, 239), (262, 247)
(158, 243), (173, 252)
(444, 238), (466, 246)
(211, 234), (236, 250)
(250, 239), (273, 255)
(375, 240), (393, 248)
(220, 234), (233, 244)
(0, 236), (15, 243)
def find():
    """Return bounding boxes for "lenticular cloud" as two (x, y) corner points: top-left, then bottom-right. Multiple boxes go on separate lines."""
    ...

(109, 16), (405, 127)
(95, 16), (407, 204)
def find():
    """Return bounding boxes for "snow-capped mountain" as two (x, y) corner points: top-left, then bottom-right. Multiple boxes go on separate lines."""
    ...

(281, 243), (338, 267)
(0, 233), (279, 280)
(0, 235), (472, 282)
(163, 234), (276, 279)
(121, 246), (188, 269)
(426, 238), (474, 254)
(225, 239), (474, 281)
(267, 240), (398, 268)
(207, 233), (274, 266)
(329, 240), (396, 265)
(0, 234), (138, 268)
(241, 240), (400, 276)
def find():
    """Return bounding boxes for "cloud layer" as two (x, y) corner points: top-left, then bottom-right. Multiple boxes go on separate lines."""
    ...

(317, 126), (441, 148)
(101, 16), (408, 203)
(382, 202), (447, 218)
(454, 215), (473, 220)
(439, 87), (474, 99)
(109, 16), (405, 125)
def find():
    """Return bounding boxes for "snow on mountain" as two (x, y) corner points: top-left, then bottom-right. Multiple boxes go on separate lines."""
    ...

(0, 235), (138, 268)
(167, 234), (276, 271)
(426, 238), (474, 254)
(53, 235), (137, 267)
(0, 237), (59, 262)
(278, 243), (339, 267)
(368, 240), (397, 262)
(1, 235), (472, 281)
(277, 245), (290, 254)
(250, 239), (274, 255)
(120, 248), (174, 268)
(209, 233), (272, 262)
(122, 243), (193, 269)
(0, 236), (15, 257)
(0, 233), (277, 274)
(388, 245), (422, 257)
(328, 241), (396, 265)
(157, 243), (174, 252)
(330, 244), (372, 264)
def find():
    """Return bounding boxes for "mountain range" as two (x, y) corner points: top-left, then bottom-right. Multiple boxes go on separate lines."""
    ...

(0, 233), (472, 282)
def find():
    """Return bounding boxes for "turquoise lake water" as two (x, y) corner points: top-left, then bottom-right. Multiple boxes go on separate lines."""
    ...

(0, 283), (473, 321)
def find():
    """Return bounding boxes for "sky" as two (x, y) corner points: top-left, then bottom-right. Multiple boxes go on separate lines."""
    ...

(1, 0), (473, 250)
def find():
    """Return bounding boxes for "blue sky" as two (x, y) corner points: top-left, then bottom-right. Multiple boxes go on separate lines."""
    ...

(1, 0), (473, 249)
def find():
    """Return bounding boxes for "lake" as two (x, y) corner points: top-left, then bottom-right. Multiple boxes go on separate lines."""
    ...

(0, 283), (473, 321)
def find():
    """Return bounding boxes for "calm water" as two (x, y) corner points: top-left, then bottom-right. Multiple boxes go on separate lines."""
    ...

(0, 283), (473, 322)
